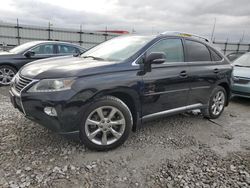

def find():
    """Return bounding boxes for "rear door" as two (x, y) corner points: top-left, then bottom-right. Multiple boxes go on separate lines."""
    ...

(56, 44), (80, 56)
(141, 38), (190, 116)
(184, 39), (222, 105)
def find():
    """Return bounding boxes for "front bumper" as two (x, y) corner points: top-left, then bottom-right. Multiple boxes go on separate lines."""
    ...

(9, 86), (90, 138)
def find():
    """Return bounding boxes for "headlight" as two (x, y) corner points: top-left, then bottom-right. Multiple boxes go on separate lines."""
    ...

(28, 78), (75, 92)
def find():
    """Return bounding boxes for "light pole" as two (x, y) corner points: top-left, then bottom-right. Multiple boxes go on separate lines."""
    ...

(48, 22), (53, 40)
(211, 18), (216, 41)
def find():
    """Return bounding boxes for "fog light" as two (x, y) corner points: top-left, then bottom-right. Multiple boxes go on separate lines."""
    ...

(44, 107), (57, 117)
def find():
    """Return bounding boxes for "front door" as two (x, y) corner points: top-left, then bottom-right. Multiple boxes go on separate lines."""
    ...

(141, 38), (190, 117)
(25, 43), (57, 64)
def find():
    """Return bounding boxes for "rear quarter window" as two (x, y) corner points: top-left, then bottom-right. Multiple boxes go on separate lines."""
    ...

(209, 48), (223, 61)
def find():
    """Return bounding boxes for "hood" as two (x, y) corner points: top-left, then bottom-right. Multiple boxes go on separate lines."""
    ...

(0, 51), (17, 58)
(233, 66), (250, 78)
(0, 51), (11, 55)
(20, 56), (120, 79)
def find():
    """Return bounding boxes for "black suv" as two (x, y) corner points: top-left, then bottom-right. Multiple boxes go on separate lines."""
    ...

(9, 32), (232, 150)
(0, 41), (86, 85)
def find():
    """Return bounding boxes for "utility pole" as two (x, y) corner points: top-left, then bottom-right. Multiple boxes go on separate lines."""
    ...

(132, 27), (136, 34)
(211, 18), (216, 41)
(16, 18), (21, 45)
(48, 21), (53, 40)
(105, 26), (107, 41)
(240, 31), (245, 43)
(224, 38), (229, 55)
(79, 24), (83, 46)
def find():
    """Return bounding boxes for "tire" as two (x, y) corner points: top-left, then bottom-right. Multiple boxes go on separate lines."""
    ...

(80, 96), (133, 151)
(202, 86), (227, 119)
(0, 65), (17, 86)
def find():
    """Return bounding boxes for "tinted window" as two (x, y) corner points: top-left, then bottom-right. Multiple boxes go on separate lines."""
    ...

(186, 40), (211, 62)
(210, 48), (222, 61)
(147, 39), (184, 62)
(58, 45), (79, 54)
(31, 44), (54, 55)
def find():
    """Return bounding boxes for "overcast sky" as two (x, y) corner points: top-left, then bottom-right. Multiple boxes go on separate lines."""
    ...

(0, 0), (250, 42)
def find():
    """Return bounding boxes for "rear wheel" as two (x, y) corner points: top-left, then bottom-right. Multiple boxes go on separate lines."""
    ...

(0, 65), (17, 86)
(202, 86), (226, 119)
(80, 96), (133, 151)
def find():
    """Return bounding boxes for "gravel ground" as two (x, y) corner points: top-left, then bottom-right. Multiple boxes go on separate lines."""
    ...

(0, 86), (250, 188)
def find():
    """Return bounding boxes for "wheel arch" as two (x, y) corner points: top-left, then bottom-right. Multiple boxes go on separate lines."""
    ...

(218, 82), (230, 106)
(91, 88), (141, 132)
(0, 63), (18, 71)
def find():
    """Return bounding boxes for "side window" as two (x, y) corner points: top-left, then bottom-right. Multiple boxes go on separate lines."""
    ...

(58, 45), (78, 54)
(185, 40), (211, 62)
(31, 44), (54, 55)
(210, 48), (223, 61)
(147, 39), (184, 62)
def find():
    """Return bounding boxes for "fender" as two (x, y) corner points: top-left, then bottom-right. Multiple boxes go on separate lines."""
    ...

(90, 87), (142, 131)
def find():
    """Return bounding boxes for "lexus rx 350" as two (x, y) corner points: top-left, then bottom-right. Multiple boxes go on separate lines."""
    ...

(9, 32), (232, 150)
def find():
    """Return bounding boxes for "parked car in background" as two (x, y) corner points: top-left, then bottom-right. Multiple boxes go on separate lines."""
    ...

(9, 32), (232, 150)
(0, 41), (86, 85)
(231, 52), (250, 98)
(226, 52), (245, 62)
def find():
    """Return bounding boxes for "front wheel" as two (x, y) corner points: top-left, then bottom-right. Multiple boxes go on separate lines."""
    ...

(80, 96), (133, 151)
(202, 86), (227, 119)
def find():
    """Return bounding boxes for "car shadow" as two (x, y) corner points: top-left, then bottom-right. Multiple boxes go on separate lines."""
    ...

(231, 97), (250, 107)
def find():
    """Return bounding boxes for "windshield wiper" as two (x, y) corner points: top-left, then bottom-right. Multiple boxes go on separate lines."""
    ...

(82, 56), (105, 61)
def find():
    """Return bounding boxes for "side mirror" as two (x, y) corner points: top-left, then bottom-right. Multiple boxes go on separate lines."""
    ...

(73, 52), (81, 57)
(143, 52), (166, 73)
(145, 52), (166, 65)
(24, 51), (35, 58)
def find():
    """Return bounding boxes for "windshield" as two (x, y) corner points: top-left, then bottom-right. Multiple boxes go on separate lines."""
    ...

(81, 35), (153, 61)
(9, 42), (39, 54)
(233, 53), (250, 67)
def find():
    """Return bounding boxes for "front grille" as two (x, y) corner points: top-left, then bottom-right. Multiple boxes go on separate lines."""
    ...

(234, 77), (250, 84)
(14, 74), (33, 93)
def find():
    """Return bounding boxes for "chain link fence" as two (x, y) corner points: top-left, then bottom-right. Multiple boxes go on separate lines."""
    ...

(0, 22), (119, 51)
(213, 41), (250, 55)
(1, 22), (250, 55)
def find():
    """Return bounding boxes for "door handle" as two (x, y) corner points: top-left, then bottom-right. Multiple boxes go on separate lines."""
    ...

(214, 68), (219, 74)
(179, 70), (187, 78)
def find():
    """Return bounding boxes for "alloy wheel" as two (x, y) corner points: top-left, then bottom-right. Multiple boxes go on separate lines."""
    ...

(211, 91), (225, 116)
(0, 67), (15, 85)
(85, 106), (126, 146)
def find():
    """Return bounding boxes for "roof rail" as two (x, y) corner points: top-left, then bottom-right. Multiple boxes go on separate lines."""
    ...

(161, 31), (210, 43)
